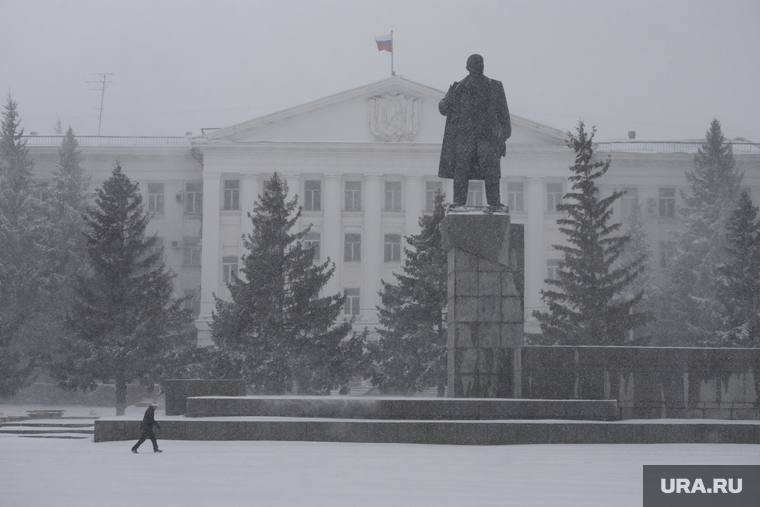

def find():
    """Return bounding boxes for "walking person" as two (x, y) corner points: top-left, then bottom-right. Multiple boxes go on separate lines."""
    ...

(131, 402), (162, 453)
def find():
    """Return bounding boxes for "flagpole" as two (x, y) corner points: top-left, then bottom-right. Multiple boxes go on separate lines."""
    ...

(391, 30), (395, 76)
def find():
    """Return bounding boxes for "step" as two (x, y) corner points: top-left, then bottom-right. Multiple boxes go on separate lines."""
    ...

(19, 434), (92, 440)
(0, 427), (93, 435)
(186, 396), (619, 421)
(0, 422), (95, 428)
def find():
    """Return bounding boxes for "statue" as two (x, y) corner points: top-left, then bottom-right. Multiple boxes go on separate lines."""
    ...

(438, 54), (511, 208)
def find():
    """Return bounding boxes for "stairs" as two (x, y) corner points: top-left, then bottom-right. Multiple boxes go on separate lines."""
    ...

(0, 419), (95, 439)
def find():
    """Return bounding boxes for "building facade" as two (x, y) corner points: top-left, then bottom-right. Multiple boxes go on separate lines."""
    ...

(26, 77), (760, 346)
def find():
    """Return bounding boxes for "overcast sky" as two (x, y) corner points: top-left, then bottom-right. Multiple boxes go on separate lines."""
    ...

(3, 0), (759, 141)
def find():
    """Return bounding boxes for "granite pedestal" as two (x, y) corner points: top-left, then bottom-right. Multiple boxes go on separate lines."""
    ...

(440, 208), (524, 398)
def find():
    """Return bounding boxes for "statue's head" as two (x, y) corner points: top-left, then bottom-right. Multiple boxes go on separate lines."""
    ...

(466, 54), (484, 76)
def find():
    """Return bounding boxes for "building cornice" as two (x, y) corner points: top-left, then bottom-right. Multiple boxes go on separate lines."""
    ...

(22, 135), (191, 148)
(192, 139), (569, 155)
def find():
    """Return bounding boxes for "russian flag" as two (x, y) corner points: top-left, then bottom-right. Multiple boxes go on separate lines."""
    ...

(374, 34), (392, 52)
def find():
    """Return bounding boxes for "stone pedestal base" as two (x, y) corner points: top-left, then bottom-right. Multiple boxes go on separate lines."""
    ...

(441, 210), (524, 398)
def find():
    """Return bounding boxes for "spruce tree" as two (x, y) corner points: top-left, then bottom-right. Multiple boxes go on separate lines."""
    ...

(533, 122), (649, 345)
(210, 173), (365, 394)
(54, 164), (191, 415)
(715, 192), (760, 347)
(617, 199), (655, 343)
(48, 127), (90, 294)
(654, 119), (743, 345)
(0, 95), (43, 395)
(27, 127), (93, 370)
(371, 192), (448, 395)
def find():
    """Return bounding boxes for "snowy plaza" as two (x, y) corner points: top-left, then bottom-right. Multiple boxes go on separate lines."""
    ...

(1, 434), (757, 507)
(1, 404), (758, 507)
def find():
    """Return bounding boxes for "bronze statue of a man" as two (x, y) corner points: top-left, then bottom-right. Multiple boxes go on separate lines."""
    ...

(438, 54), (511, 207)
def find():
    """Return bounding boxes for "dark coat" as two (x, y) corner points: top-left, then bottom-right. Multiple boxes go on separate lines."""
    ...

(140, 406), (161, 431)
(438, 74), (511, 180)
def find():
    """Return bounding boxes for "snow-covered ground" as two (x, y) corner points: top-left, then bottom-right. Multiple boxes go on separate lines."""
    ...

(1, 429), (757, 507)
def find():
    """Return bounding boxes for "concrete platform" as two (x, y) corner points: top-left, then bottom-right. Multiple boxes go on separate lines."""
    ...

(94, 396), (759, 445)
(94, 417), (760, 445)
(185, 396), (619, 421)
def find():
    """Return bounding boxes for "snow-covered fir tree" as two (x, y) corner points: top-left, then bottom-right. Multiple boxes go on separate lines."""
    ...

(371, 191), (448, 395)
(653, 119), (743, 345)
(48, 127), (91, 293)
(616, 198), (654, 343)
(210, 173), (366, 394)
(32, 127), (93, 369)
(0, 95), (44, 396)
(533, 122), (649, 345)
(715, 192), (760, 347)
(54, 164), (191, 415)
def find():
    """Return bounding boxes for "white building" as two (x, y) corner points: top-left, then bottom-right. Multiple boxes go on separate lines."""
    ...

(26, 76), (760, 346)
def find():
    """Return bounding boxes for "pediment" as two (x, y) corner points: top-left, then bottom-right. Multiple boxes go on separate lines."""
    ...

(198, 76), (567, 147)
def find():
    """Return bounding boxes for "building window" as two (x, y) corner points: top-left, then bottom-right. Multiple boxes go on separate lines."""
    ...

(148, 236), (164, 259)
(185, 182), (203, 214)
(183, 289), (199, 314)
(547, 259), (561, 281)
(619, 187), (638, 218)
(304, 180), (321, 211)
(183, 237), (201, 266)
(33, 180), (50, 202)
(547, 182), (563, 212)
(659, 187), (676, 218)
(344, 233), (361, 262)
(425, 181), (443, 211)
(646, 198), (658, 217)
(384, 234), (401, 262)
(223, 180), (240, 210)
(304, 232), (320, 261)
(507, 182), (524, 212)
(385, 181), (402, 212)
(148, 183), (164, 213)
(345, 181), (362, 211)
(344, 288), (360, 316)
(222, 256), (238, 284)
(467, 181), (484, 207)
(660, 242), (676, 269)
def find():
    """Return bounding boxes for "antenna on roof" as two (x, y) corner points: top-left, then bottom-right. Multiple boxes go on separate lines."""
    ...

(86, 73), (114, 136)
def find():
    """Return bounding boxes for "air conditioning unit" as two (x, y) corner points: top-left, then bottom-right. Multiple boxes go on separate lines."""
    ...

(171, 241), (182, 249)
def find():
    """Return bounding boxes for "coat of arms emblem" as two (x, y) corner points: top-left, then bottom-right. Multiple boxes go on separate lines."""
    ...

(367, 93), (421, 142)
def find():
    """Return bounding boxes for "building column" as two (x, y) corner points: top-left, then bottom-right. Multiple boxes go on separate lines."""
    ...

(197, 174), (221, 346)
(240, 174), (260, 255)
(322, 174), (342, 297)
(285, 174), (301, 233)
(362, 175), (383, 321)
(404, 175), (423, 240)
(444, 179), (454, 205)
(524, 177), (545, 330)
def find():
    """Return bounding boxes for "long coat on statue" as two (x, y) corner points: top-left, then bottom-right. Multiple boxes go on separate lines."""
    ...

(438, 75), (511, 180)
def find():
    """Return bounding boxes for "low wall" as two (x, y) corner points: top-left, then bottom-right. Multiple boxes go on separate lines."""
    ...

(94, 418), (760, 445)
(520, 346), (760, 419)
(162, 379), (246, 415)
(185, 397), (618, 421)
